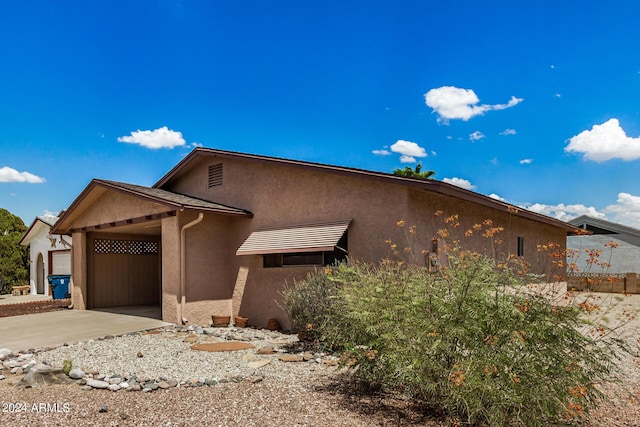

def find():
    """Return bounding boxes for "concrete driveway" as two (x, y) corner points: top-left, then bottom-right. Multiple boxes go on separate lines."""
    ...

(0, 307), (171, 352)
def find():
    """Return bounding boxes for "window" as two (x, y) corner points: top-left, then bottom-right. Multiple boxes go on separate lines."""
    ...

(263, 233), (348, 268)
(517, 236), (525, 257)
(263, 249), (346, 268)
(208, 164), (223, 188)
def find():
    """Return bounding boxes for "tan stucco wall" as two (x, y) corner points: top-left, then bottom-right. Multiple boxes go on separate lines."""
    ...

(165, 157), (565, 329)
(71, 188), (171, 229)
(161, 214), (180, 323)
(406, 189), (567, 275)
(65, 156), (569, 330)
(70, 231), (87, 310)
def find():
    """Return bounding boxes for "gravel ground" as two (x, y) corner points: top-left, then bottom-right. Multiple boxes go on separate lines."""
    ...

(1, 292), (639, 426)
(1, 327), (442, 427)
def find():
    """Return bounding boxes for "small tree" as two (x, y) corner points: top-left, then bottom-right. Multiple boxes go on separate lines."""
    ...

(0, 208), (29, 293)
(392, 163), (435, 180)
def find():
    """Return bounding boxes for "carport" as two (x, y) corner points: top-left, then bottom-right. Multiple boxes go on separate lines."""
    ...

(51, 179), (252, 322)
(87, 230), (161, 309)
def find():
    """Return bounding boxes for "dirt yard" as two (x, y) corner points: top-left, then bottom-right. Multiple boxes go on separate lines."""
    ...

(0, 299), (71, 318)
(0, 292), (638, 426)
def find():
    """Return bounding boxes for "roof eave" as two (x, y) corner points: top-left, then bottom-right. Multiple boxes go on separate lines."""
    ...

(153, 147), (580, 234)
(19, 217), (49, 245)
(52, 178), (252, 234)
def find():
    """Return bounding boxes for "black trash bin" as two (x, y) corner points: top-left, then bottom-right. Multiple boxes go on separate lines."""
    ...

(47, 275), (71, 300)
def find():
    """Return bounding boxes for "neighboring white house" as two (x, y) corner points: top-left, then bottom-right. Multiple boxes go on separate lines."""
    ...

(568, 215), (640, 274)
(19, 216), (72, 296)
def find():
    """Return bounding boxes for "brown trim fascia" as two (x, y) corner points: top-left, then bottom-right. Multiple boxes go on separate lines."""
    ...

(179, 204), (254, 217)
(53, 178), (253, 235)
(156, 148), (578, 233)
(95, 179), (252, 217)
(51, 179), (103, 235)
(153, 149), (201, 188)
(19, 217), (48, 246)
(428, 185), (579, 233)
(70, 211), (177, 234)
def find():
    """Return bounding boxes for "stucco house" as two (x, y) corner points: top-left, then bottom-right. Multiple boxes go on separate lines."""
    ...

(51, 147), (578, 328)
(568, 215), (640, 274)
(19, 216), (72, 296)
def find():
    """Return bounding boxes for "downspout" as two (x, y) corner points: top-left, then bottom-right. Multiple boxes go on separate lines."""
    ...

(179, 213), (204, 324)
(58, 235), (73, 249)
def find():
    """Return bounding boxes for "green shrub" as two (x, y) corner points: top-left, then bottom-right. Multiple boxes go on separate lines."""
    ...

(62, 360), (72, 376)
(286, 245), (631, 426)
(280, 269), (340, 343)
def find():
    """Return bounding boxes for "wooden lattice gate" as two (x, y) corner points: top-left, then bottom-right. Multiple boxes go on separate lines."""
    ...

(87, 234), (161, 308)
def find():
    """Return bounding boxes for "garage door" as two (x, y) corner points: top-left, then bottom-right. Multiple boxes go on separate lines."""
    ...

(88, 235), (161, 309)
(51, 250), (71, 275)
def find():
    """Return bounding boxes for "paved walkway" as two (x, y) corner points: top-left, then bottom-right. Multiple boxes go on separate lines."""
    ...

(0, 307), (171, 352)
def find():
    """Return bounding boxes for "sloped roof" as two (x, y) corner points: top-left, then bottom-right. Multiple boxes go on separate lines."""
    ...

(52, 179), (252, 234)
(19, 216), (57, 245)
(95, 180), (251, 215)
(155, 147), (579, 234)
(569, 215), (640, 238)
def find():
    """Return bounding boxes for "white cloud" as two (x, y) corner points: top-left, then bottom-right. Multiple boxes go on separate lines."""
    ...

(391, 140), (426, 157)
(0, 166), (46, 183)
(480, 191), (640, 229)
(469, 131), (485, 141)
(443, 177), (477, 190)
(373, 140), (428, 163)
(388, 140), (427, 163)
(424, 86), (523, 122)
(519, 158), (533, 164)
(565, 118), (640, 161)
(117, 126), (186, 149)
(603, 192), (640, 228)
(191, 142), (203, 148)
(522, 202), (605, 222)
(500, 129), (517, 136)
(372, 149), (392, 156)
(554, 93), (562, 98)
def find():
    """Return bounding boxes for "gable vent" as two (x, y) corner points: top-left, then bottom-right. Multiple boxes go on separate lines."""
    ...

(208, 164), (223, 188)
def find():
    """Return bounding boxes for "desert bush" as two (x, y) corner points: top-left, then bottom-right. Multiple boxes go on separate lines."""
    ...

(280, 269), (341, 343)
(284, 217), (632, 426)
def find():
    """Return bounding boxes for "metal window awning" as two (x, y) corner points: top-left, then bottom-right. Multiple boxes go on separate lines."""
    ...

(236, 219), (351, 256)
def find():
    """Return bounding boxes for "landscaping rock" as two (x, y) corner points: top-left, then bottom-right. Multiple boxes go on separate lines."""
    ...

(86, 378), (110, 389)
(69, 368), (85, 379)
(278, 354), (304, 362)
(190, 342), (255, 352)
(0, 348), (12, 360)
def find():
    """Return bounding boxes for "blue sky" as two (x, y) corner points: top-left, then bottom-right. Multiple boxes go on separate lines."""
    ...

(2, 1), (640, 227)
